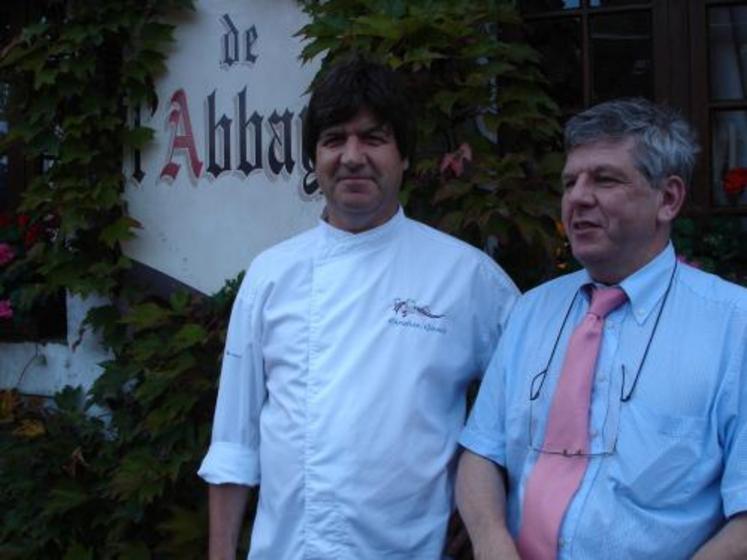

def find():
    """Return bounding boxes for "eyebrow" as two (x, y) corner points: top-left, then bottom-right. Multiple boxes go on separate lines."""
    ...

(319, 122), (393, 138)
(562, 164), (627, 179)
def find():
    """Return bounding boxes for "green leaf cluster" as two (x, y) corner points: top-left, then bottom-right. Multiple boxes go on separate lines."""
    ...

(673, 216), (747, 285)
(299, 0), (565, 288)
(0, 276), (244, 559)
(0, 0), (570, 556)
(0, 1), (190, 300)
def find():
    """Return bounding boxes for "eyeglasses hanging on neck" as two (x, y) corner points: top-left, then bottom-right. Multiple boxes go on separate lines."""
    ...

(527, 261), (678, 458)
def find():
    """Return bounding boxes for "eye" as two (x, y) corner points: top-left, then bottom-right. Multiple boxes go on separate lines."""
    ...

(595, 175), (621, 187)
(363, 132), (388, 146)
(319, 134), (344, 148)
(561, 177), (576, 190)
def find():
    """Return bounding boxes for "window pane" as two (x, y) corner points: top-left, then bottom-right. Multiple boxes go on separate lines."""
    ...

(712, 110), (747, 207)
(524, 18), (583, 116)
(0, 7), (10, 209)
(520, 0), (580, 15)
(709, 6), (747, 101)
(590, 0), (650, 7)
(590, 12), (652, 103)
(0, 84), (7, 209)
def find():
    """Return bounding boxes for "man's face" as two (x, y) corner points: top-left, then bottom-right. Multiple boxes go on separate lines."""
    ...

(315, 107), (407, 233)
(561, 138), (673, 284)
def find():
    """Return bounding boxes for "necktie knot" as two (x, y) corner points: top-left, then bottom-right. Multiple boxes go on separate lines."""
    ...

(588, 286), (627, 318)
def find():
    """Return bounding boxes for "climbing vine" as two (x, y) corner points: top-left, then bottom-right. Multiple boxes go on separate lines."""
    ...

(0, 1), (563, 558)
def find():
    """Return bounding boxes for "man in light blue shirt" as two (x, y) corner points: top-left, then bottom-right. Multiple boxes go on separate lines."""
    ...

(457, 98), (747, 559)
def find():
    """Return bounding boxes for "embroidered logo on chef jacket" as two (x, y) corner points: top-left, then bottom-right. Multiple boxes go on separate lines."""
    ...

(388, 298), (447, 334)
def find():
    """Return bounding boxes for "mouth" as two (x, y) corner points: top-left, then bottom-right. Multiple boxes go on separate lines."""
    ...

(571, 220), (601, 233)
(337, 176), (375, 189)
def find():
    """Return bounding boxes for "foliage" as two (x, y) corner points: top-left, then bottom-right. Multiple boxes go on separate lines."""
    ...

(0, 210), (62, 338)
(0, 0), (190, 301)
(0, 0), (242, 557)
(673, 215), (747, 286)
(0, 0), (559, 557)
(0, 276), (241, 559)
(298, 0), (564, 288)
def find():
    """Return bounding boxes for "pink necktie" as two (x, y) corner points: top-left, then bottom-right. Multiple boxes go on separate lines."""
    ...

(516, 286), (627, 560)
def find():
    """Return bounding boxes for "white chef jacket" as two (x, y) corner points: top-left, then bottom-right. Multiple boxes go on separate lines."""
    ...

(198, 208), (518, 559)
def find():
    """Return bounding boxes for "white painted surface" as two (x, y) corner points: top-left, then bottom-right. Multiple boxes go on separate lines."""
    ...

(123, 0), (324, 295)
(2, 0), (323, 394)
(0, 293), (111, 396)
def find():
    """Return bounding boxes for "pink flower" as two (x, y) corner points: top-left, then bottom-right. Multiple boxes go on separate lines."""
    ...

(0, 242), (15, 266)
(439, 143), (473, 178)
(0, 299), (12, 320)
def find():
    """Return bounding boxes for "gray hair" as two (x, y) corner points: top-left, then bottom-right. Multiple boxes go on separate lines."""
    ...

(564, 98), (700, 188)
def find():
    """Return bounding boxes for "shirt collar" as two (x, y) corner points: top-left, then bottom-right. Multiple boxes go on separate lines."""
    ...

(318, 206), (405, 247)
(579, 243), (676, 325)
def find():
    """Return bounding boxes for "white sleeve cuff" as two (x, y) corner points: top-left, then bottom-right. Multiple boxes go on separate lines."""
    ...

(197, 441), (260, 486)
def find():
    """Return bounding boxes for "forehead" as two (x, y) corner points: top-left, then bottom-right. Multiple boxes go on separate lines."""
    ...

(318, 107), (389, 136)
(563, 137), (637, 174)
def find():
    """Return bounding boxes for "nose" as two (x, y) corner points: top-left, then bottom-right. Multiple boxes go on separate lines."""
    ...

(340, 136), (365, 168)
(564, 173), (595, 206)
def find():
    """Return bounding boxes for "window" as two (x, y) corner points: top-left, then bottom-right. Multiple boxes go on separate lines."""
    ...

(0, 2), (26, 211)
(520, 0), (747, 215)
(0, 2), (67, 342)
(704, 4), (747, 210)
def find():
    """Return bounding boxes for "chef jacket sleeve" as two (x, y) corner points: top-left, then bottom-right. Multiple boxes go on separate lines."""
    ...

(198, 270), (266, 486)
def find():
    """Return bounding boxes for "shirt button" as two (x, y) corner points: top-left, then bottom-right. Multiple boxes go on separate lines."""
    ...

(590, 429), (598, 438)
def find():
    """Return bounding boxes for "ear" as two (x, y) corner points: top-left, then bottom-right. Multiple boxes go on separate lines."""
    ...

(403, 158), (410, 172)
(657, 175), (686, 224)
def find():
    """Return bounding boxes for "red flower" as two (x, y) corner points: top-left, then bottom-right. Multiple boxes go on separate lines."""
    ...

(16, 214), (30, 229)
(24, 224), (43, 249)
(723, 168), (747, 196)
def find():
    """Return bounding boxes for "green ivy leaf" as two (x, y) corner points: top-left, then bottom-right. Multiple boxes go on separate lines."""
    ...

(122, 303), (173, 329)
(99, 216), (142, 248)
(63, 543), (94, 560)
(43, 484), (90, 516)
(171, 324), (208, 351)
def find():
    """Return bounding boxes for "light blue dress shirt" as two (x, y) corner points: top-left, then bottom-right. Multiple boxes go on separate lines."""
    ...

(461, 244), (747, 559)
(199, 209), (519, 559)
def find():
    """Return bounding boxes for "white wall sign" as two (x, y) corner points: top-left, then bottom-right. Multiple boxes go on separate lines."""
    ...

(123, 0), (323, 294)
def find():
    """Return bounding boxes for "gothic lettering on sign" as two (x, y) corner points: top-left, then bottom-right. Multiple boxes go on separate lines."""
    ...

(130, 13), (319, 198)
(160, 89), (204, 182)
(131, 105), (145, 183)
(220, 14), (239, 68)
(244, 25), (258, 64)
(267, 110), (295, 176)
(206, 90), (232, 178)
(221, 15), (258, 67)
(237, 87), (263, 177)
(299, 106), (317, 197)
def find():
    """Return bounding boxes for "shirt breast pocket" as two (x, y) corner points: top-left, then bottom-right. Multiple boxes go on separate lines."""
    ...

(609, 402), (709, 508)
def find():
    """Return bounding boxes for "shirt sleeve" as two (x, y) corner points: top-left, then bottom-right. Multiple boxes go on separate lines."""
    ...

(198, 270), (266, 486)
(720, 309), (747, 517)
(473, 257), (520, 376)
(460, 322), (512, 467)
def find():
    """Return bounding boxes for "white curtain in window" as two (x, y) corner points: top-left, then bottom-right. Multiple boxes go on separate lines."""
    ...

(710, 6), (747, 205)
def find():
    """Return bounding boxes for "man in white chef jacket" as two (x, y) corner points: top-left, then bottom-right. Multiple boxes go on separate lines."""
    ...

(198, 57), (519, 560)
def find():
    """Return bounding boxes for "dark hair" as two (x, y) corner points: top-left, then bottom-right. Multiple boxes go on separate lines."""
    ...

(303, 57), (416, 164)
(564, 98), (700, 188)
